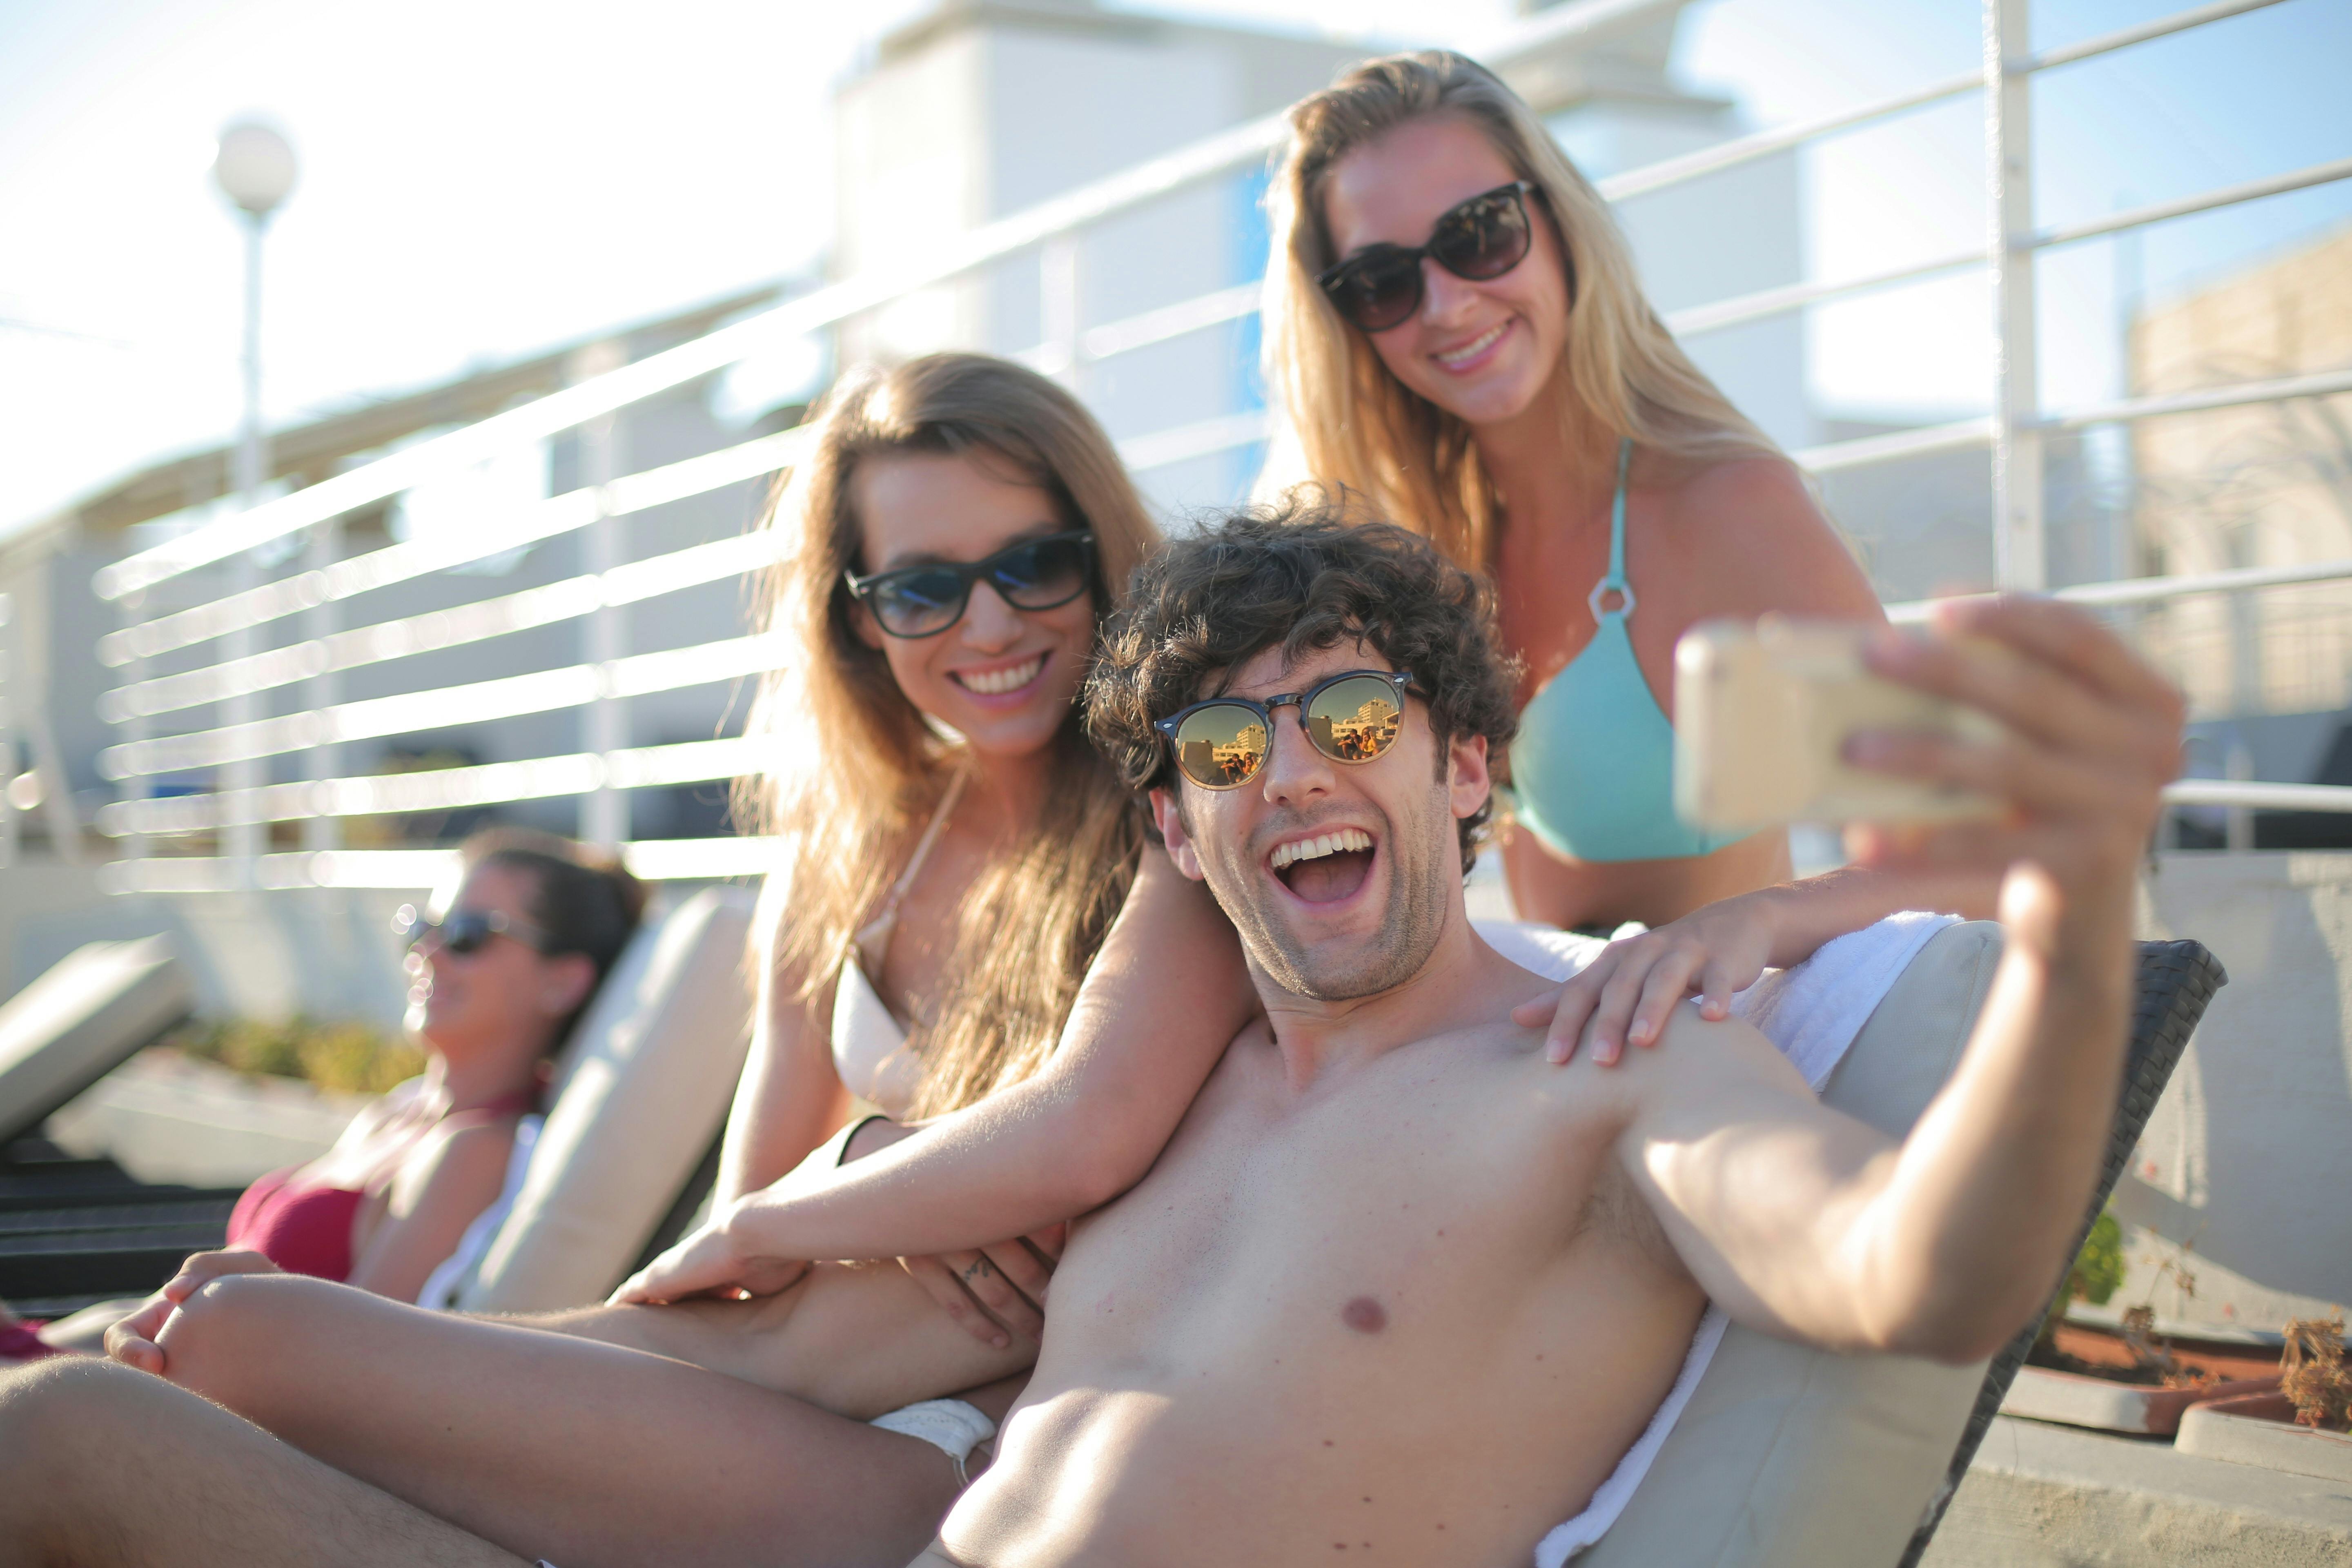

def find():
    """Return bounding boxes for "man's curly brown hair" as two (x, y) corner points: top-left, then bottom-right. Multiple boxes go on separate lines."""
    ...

(1085, 496), (1519, 872)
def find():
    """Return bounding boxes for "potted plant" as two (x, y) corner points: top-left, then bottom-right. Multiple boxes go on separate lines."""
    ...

(2176, 1313), (2352, 1481)
(2002, 1213), (2281, 1435)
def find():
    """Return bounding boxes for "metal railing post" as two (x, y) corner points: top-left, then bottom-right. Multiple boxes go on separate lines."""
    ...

(1042, 234), (1081, 388)
(576, 340), (628, 849)
(2225, 736), (2255, 851)
(0, 591), (15, 871)
(1988, 0), (2045, 591)
(302, 516), (341, 853)
(223, 212), (271, 881)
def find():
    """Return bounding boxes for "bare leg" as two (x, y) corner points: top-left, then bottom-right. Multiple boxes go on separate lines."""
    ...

(0, 1357), (526, 1568)
(514, 1261), (1032, 1418)
(156, 1272), (1022, 1568)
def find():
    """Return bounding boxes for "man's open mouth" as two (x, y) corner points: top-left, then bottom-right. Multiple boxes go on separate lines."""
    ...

(1270, 827), (1375, 904)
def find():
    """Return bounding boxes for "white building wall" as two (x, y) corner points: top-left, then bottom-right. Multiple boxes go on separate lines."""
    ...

(1552, 100), (1820, 454)
(833, 4), (1356, 517)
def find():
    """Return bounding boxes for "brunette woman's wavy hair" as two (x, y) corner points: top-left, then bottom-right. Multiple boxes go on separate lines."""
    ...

(735, 354), (1159, 1116)
(1263, 50), (1781, 570)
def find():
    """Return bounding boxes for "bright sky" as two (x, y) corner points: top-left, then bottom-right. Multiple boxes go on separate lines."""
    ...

(2, 0), (2345, 541)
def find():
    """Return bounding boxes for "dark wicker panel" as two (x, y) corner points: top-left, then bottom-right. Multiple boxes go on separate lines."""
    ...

(1897, 938), (2227, 1568)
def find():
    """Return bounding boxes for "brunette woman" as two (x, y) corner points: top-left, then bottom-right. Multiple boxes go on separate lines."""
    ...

(90, 354), (1256, 1567)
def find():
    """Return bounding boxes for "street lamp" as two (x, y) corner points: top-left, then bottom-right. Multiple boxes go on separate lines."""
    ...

(210, 120), (296, 875)
(211, 120), (295, 515)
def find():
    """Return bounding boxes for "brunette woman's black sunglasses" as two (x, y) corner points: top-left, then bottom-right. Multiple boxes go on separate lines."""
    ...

(1317, 181), (1537, 334)
(845, 530), (1096, 639)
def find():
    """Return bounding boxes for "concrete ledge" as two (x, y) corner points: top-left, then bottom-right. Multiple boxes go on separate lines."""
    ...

(1921, 1415), (2352, 1568)
(2178, 1398), (2352, 1483)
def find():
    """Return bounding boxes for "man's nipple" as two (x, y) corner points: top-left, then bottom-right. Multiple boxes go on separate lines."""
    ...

(1341, 1296), (1388, 1334)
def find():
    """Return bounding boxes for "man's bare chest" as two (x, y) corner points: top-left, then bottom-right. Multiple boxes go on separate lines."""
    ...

(1047, 1034), (1646, 1363)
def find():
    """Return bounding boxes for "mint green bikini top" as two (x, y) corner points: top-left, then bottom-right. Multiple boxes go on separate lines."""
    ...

(1506, 439), (1749, 865)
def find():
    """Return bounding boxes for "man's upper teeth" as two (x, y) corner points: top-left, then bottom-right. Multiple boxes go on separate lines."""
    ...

(1438, 324), (1505, 363)
(1272, 827), (1371, 869)
(964, 657), (1041, 694)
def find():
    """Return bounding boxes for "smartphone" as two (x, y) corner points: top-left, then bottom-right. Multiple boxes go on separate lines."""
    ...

(1673, 617), (2006, 832)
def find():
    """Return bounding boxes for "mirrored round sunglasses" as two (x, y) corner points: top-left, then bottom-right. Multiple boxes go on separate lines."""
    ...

(1155, 670), (1415, 791)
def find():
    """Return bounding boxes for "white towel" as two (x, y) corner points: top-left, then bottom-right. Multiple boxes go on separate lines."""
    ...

(414, 1114), (542, 1311)
(1471, 911), (1958, 1566)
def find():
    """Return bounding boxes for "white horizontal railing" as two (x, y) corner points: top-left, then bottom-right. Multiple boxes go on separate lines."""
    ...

(87, 0), (2350, 890)
(101, 631), (790, 780)
(97, 835), (793, 895)
(1886, 559), (2352, 624)
(102, 429), (811, 664)
(98, 735), (764, 837)
(2166, 780), (2352, 813)
(2036, 154), (2352, 251)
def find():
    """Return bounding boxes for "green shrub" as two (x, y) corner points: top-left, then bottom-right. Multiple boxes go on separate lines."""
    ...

(2034, 1207), (2125, 1353)
(163, 1016), (423, 1096)
(2070, 1209), (2126, 1308)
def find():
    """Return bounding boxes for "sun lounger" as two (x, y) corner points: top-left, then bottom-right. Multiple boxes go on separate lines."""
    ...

(0, 938), (229, 1317)
(1580, 924), (2225, 1567)
(0, 938), (194, 1151)
(430, 886), (757, 1314)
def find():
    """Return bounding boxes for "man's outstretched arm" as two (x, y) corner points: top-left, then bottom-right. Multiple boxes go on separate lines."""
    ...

(1610, 595), (2182, 1364)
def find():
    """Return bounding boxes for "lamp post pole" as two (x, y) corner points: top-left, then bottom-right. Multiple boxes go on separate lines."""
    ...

(211, 122), (296, 883)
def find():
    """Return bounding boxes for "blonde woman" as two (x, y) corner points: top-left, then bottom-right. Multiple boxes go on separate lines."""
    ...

(1264, 52), (1977, 1057)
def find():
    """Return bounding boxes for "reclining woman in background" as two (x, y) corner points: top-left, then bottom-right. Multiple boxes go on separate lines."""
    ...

(1, 828), (640, 1359)
(1261, 51), (1996, 1059)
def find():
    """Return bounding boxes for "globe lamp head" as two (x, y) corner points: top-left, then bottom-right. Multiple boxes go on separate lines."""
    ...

(212, 121), (297, 217)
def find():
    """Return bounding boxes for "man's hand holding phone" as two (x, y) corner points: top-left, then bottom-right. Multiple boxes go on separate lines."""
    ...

(1841, 595), (2183, 965)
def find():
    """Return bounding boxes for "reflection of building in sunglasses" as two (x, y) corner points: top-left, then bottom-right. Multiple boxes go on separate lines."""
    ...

(1311, 698), (1401, 761)
(1178, 722), (1267, 787)
(1159, 672), (1414, 791)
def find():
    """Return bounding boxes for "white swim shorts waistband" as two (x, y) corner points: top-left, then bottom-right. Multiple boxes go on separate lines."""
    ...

(870, 1397), (999, 1487)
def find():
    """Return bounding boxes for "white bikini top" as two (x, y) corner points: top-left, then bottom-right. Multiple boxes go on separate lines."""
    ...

(830, 769), (967, 1120)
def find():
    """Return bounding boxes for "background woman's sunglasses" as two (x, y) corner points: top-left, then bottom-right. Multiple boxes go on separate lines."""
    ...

(845, 530), (1096, 639)
(1155, 670), (1416, 791)
(1316, 181), (1537, 334)
(392, 904), (557, 957)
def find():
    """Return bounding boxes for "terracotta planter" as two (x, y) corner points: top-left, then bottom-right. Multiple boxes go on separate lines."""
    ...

(2003, 1367), (2277, 1435)
(2002, 1323), (2282, 1436)
(2176, 1390), (2352, 1482)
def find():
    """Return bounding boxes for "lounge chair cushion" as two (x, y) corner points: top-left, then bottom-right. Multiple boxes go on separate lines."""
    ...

(1581, 920), (2004, 1568)
(0, 937), (194, 1148)
(457, 886), (757, 1313)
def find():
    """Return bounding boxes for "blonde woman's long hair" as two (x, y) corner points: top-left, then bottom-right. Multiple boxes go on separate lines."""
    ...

(1265, 50), (1780, 569)
(737, 354), (1158, 1116)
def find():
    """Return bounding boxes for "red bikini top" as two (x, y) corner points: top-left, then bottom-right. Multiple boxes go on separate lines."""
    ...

(223, 1087), (540, 1284)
